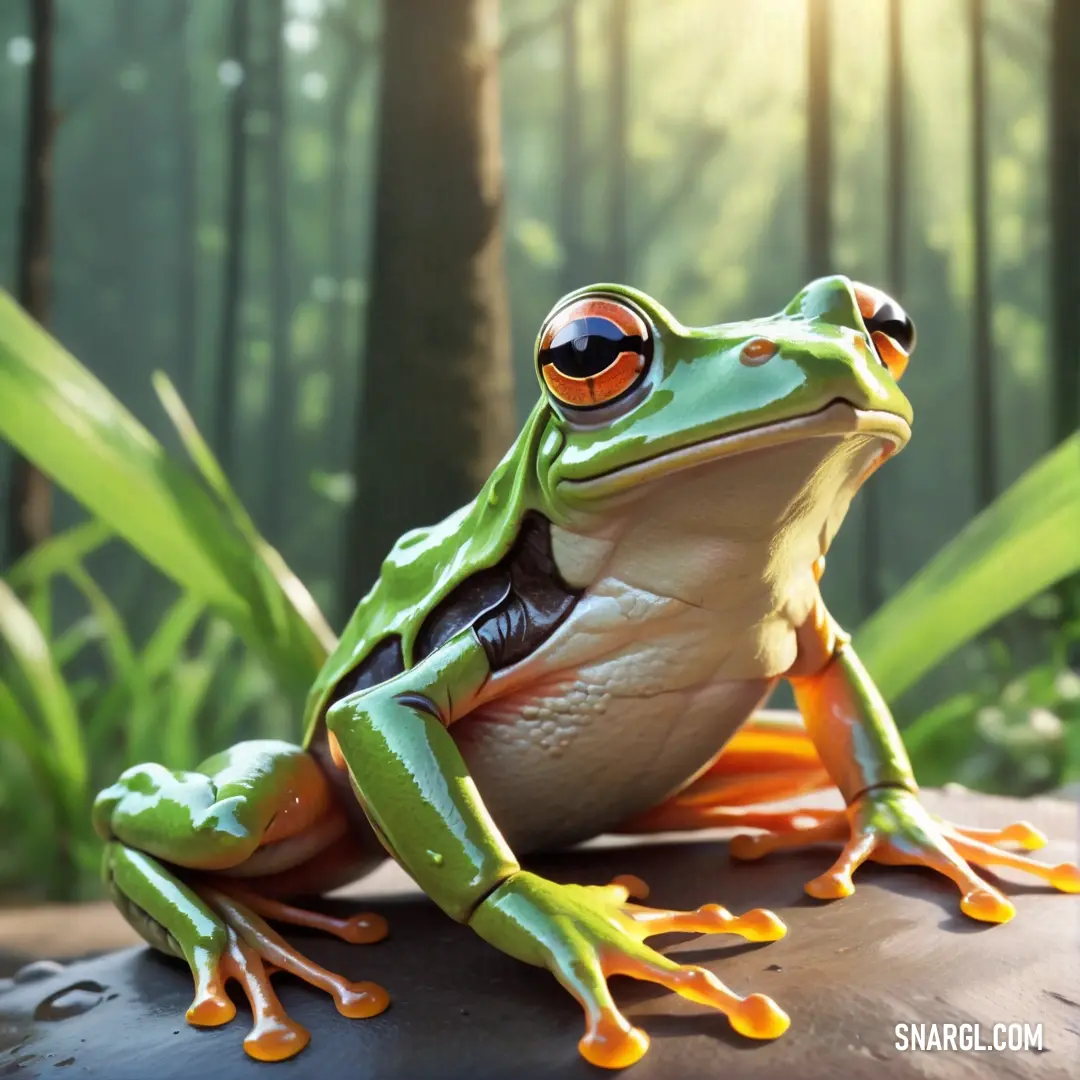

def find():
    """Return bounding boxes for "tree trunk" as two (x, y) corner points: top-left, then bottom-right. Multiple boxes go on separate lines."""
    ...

(558, 0), (583, 295)
(263, 0), (290, 542)
(805, 0), (831, 280)
(214, 0), (250, 477)
(606, 0), (629, 281)
(860, 0), (905, 616)
(6, 0), (55, 564)
(1049, 0), (1080, 445)
(345, 0), (514, 601)
(969, 0), (995, 509)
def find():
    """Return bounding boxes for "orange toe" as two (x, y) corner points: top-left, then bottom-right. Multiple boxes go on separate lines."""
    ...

(961, 889), (1016, 924)
(580, 1017), (650, 1070)
(610, 874), (650, 901)
(186, 991), (236, 1027)
(1050, 863), (1080, 893)
(341, 912), (390, 944)
(729, 993), (790, 1040)
(728, 834), (771, 861)
(999, 822), (1047, 850)
(805, 872), (854, 900)
(333, 980), (390, 1019)
(735, 908), (787, 942)
(243, 1015), (310, 1062)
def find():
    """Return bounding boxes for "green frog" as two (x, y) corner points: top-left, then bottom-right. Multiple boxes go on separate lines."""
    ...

(92, 276), (1079, 1069)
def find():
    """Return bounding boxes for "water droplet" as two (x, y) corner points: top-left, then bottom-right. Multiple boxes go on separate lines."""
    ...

(33, 982), (106, 1022)
(13, 961), (64, 985)
(427, 850), (444, 866)
(766, 964), (783, 972)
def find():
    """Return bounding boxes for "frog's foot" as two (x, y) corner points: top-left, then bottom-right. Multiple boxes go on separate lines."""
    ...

(199, 885), (390, 1026)
(470, 870), (789, 1070)
(728, 786), (1080, 922)
(103, 843), (389, 1061)
(94, 739), (392, 1062)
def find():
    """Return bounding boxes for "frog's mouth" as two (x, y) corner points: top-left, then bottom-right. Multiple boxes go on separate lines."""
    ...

(559, 399), (910, 499)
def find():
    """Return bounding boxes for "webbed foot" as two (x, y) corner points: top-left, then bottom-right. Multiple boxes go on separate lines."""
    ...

(729, 786), (1080, 922)
(469, 870), (788, 1069)
(197, 885), (389, 1058)
(102, 842), (389, 1061)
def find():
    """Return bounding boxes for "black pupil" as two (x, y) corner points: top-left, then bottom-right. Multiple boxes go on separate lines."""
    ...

(541, 316), (646, 379)
(865, 299), (915, 353)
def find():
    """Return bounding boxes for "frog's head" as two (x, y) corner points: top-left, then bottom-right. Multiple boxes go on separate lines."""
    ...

(531, 276), (915, 586)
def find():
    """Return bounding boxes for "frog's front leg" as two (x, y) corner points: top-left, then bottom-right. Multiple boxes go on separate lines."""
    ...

(92, 741), (389, 1060)
(327, 629), (790, 1070)
(729, 610), (1080, 921)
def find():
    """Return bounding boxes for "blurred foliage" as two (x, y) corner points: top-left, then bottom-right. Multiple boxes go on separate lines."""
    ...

(901, 586), (1080, 794)
(0, 297), (333, 901)
(856, 433), (1080, 700)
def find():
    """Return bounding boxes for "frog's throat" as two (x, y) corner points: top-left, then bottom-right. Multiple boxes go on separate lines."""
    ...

(557, 400), (910, 499)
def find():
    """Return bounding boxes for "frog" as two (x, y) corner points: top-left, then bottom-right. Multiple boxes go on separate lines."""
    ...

(92, 275), (1080, 1070)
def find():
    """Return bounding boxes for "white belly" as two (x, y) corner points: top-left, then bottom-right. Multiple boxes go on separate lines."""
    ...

(452, 576), (778, 853)
(450, 432), (876, 853)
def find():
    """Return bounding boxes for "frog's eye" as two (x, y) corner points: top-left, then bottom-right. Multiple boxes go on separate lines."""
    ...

(853, 283), (916, 381)
(537, 296), (652, 409)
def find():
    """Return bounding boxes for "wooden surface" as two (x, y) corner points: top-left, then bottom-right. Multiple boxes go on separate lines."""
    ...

(1, 788), (1077, 1079)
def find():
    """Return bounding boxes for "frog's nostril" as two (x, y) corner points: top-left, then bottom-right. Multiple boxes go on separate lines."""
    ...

(740, 338), (778, 367)
(852, 283), (916, 355)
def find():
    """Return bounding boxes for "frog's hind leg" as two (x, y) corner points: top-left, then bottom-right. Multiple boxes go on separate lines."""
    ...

(93, 740), (390, 1061)
(617, 710), (835, 833)
(102, 840), (307, 1060)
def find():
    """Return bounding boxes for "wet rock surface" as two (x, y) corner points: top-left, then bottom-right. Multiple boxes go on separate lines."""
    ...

(1, 790), (1077, 1080)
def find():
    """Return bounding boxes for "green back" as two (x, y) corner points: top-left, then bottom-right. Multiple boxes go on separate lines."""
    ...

(302, 401), (554, 744)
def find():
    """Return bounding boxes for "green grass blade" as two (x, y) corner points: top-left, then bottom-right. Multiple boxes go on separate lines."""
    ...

(152, 372), (335, 656)
(0, 578), (87, 825)
(64, 564), (139, 684)
(63, 563), (155, 762)
(161, 619), (236, 769)
(84, 596), (207, 764)
(0, 291), (330, 700)
(856, 434), (1080, 702)
(5, 520), (114, 593)
(140, 593), (206, 681)
(0, 676), (49, 783)
(51, 614), (105, 669)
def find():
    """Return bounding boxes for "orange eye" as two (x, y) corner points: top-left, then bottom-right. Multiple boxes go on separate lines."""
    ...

(537, 296), (652, 409)
(852, 282), (916, 382)
(871, 330), (909, 381)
